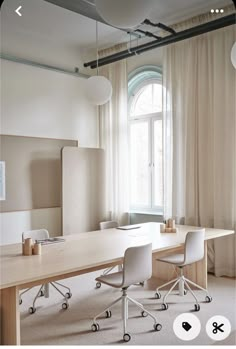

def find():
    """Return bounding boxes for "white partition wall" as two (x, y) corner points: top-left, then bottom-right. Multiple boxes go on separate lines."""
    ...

(62, 147), (106, 235)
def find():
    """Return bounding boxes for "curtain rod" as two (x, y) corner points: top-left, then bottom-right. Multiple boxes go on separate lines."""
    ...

(84, 14), (235, 69)
(0, 53), (90, 79)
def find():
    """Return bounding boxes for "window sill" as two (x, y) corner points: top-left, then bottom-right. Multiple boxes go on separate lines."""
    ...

(129, 210), (163, 217)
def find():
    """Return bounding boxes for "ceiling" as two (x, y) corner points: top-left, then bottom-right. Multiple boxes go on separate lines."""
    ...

(1, 0), (233, 50)
(45, 0), (233, 31)
(0, 0), (233, 71)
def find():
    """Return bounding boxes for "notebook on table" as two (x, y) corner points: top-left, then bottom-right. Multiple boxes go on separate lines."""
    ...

(35, 237), (65, 245)
(116, 225), (141, 230)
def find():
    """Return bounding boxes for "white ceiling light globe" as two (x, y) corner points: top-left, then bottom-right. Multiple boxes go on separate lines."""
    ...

(95, 0), (154, 29)
(231, 42), (236, 69)
(86, 75), (112, 105)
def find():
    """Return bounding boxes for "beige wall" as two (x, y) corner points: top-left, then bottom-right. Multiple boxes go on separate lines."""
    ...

(1, 60), (97, 143)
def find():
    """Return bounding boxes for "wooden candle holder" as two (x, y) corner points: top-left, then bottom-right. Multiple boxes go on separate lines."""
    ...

(22, 239), (42, 256)
(160, 219), (177, 233)
(23, 238), (33, 255)
(33, 242), (42, 255)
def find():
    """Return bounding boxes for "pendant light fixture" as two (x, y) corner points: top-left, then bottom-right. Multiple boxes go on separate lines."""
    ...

(231, 42), (236, 69)
(86, 21), (112, 105)
(95, 0), (154, 29)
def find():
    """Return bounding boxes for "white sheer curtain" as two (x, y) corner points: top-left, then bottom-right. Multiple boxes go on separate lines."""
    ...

(163, 13), (236, 276)
(99, 44), (129, 225)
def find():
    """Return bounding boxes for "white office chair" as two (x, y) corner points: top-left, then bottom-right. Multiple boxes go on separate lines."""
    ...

(155, 229), (212, 311)
(96, 221), (144, 289)
(20, 229), (72, 314)
(95, 221), (120, 289)
(99, 221), (118, 230)
(91, 243), (162, 342)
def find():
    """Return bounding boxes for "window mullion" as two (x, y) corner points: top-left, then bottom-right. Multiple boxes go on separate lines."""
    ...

(149, 118), (153, 210)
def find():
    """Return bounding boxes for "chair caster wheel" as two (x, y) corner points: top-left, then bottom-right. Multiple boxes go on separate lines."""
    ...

(105, 310), (112, 318)
(140, 281), (144, 287)
(29, 307), (36, 314)
(91, 323), (100, 332)
(205, 295), (212, 303)
(19, 299), (23, 305)
(123, 333), (131, 342)
(155, 291), (161, 299)
(154, 323), (162, 331)
(194, 303), (200, 311)
(141, 310), (148, 317)
(62, 302), (68, 310)
(184, 289), (187, 295)
(96, 282), (101, 289)
(161, 303), (168, 310)
(40, 290), (44, 297)
(65, 292), (72, 299)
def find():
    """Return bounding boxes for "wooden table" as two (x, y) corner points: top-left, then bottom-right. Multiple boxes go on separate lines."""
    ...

(0, 223), (234, 345)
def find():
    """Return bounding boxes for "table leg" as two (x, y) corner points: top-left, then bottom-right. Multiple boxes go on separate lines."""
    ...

(44, 283), (50, 298)
(179, 268), (184, 296)
(0, 286), (20, 345)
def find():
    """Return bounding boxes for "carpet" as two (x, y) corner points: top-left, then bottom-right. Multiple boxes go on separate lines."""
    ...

(20, 272), (236, 345)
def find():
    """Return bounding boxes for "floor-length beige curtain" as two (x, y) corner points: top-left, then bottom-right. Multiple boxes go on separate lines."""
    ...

(163, 12), (236, 276)
(99, 44), (129, 225)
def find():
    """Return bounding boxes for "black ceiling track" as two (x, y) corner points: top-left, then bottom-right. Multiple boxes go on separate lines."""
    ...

(84, 14), (236, 69)
(135, 29), (162, 40)
(143, 19), (176, 34)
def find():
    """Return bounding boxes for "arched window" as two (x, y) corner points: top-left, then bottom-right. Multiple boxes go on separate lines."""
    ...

(128, 66), (163, 213)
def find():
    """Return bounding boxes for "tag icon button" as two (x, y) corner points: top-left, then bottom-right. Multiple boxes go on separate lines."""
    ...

(182, 322), (192, 332)
(173, 313), (201, 341)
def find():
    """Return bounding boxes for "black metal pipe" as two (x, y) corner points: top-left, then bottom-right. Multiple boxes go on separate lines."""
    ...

(143, 19), (176, 34)
(84, 14), (235, 69)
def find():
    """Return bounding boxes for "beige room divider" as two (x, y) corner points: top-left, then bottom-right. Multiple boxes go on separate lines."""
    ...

(62, 147), (106, 235)
(0, 135), (77, 212)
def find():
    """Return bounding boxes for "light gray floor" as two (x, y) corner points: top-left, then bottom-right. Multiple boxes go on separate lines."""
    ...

(20, 272), (236, 345)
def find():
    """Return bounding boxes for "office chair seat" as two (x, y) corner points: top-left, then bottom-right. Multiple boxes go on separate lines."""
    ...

(96, 271), (123, 288)
(157, 254), (185, 266)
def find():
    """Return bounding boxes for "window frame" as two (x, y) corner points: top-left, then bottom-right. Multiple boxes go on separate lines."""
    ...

(128, 67), (163, 214)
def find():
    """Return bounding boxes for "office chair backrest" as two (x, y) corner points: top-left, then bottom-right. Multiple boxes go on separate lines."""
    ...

(22, 229), (49, 242)
(99, 221), (118, 230)
(122, 243), (152, 288)
(184, 229), (205, 265)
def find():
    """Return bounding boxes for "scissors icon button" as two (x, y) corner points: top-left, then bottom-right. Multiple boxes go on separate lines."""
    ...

(206, 316), (231, 341)
(212, 322), (224, 334)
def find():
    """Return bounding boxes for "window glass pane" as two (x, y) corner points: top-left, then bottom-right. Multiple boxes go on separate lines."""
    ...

(130, 122), (149, 207)
(130, 83), (162, 117)
(153, 84), (162, 113)
(154, 119), (163, 207)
